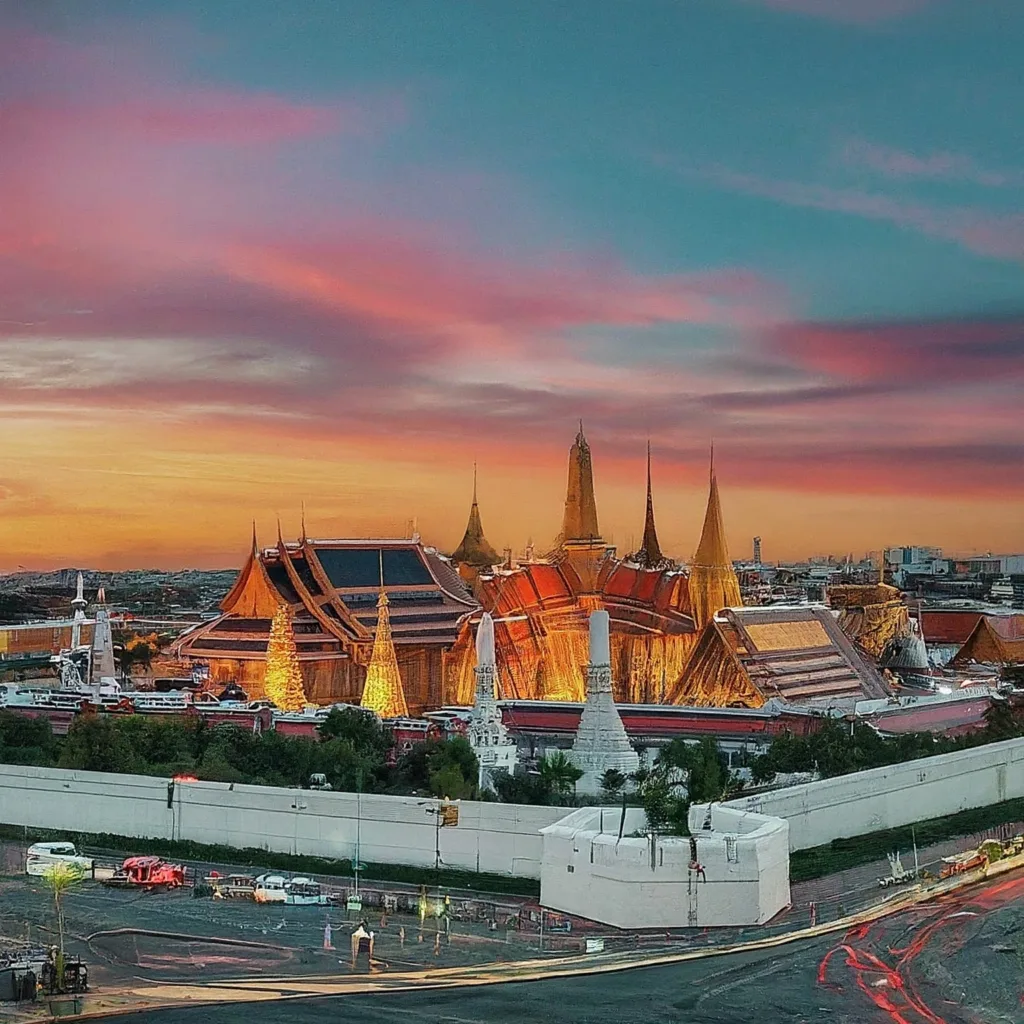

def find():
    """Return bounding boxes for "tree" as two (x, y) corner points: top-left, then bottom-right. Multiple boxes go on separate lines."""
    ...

(537, 752), (583, 805)
(600, 768), (627, 800)
(59, 715), (136, 773)
(43, 861), (84, 987)
(318, 707), (392, 762)
(263, 605), (308, 711)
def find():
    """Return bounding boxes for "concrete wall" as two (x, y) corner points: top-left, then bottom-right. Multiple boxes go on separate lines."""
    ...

(539, 803), (790, 928)
(0, 764), (565, 878)
(727, 735), (1024, 852)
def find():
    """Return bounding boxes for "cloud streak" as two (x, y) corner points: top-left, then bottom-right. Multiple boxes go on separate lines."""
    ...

(839, 138), (1024, 188)
(701, 165), (1024, 261)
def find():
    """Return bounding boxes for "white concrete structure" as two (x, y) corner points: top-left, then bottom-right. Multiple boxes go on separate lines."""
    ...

(90, 588), (118, 695)
(540, 802), (790, 928)
(569, 611), (639, 794)
(728, 735), (1024, 852)
(0, 763), (564, 877)
(467, 613), (518, 790)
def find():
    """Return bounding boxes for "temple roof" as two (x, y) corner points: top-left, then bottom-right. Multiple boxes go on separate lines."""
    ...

(176, 535), (477, 664)
(451, 468), (500, 569)
(670, 605), (889, 708)
(688, 463), (742, 629)
(951, 615), (1024, 666)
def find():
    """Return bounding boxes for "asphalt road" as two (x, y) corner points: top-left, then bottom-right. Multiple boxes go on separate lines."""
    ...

(88, 870), (1024, 1024)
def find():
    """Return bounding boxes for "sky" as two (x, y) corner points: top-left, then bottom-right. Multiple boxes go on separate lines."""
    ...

(1, 0), (1022, 571)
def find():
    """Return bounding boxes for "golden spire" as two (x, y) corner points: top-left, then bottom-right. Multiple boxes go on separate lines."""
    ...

(451, 463), (500, 570)
(360, 550), (409, 719)
(635, 440), (665, 568)
(688, 448), (742, 629)
(263, 604), (308, 712)
(560, 421), (601, 545)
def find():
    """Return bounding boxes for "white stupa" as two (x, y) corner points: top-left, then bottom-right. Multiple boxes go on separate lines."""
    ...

(467, 612), (518, 790)
(569, 610), (639, 794)
(89, 587), (120, 698)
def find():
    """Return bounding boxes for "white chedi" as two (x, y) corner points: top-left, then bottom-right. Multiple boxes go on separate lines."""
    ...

(467, 612), (518, 790)
(569, 610), (639, 795)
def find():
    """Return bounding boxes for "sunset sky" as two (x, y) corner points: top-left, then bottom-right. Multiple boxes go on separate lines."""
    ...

(1, 0), (1022, 571)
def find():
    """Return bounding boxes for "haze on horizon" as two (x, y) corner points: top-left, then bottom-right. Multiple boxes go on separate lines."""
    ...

(1, 1), (1022, 573)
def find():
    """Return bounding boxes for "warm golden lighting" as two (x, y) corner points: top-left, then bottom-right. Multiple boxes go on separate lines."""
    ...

(360, 590), (410, 719)
(263, 604), (308, 712)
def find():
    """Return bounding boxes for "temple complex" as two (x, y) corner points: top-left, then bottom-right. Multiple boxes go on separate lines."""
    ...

(446, 426), (707, 705)
(173, 527), (475, 712)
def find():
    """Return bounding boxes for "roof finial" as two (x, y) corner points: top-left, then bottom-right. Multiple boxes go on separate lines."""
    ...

(378, 547), (385, 592)
(300, 502), (307, 543)
(251, 519), (258, 555)
(276, 515), (284, 546)
(473, 461), (478, 505)
(710, 440), (715, 484)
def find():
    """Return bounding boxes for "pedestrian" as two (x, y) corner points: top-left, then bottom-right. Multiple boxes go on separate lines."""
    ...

(399, 925), (406, 947)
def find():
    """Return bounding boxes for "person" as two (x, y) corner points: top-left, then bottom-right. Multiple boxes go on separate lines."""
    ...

(323, 922), (334, 950)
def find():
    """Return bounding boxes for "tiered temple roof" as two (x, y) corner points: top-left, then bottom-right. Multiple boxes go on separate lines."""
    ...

(174, 532), (475, 710)
(828, 582), (909, 659)
(669, 605), (889, 709)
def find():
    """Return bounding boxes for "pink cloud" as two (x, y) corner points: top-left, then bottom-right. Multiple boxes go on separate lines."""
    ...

(768, 317), (1024, 384)
(840, 138), (1021, 187)
(745, 0), (936, 24)
(702, 166), (1024, 261)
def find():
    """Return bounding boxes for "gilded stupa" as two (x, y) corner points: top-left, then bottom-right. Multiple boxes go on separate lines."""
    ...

(359, 558), (410, 719)
(687, 451), (742, 630)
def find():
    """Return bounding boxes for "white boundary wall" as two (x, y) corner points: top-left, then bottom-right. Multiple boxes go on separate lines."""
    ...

(0, 764), (564, 878)
(540, 804), (790, 928)
(726, 736), (1024, 852)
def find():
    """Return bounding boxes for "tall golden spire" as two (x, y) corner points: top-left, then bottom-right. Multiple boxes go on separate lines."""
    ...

(264, 604), (308, 712)
(561, 421), (601, 545)
(451, 463), (500, 572)
(688, 449), (742, 629)
(360, 551), (409, 719)
(635, 441), (665, 568)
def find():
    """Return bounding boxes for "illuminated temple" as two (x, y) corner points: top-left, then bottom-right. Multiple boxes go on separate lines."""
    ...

(173, 524), (475, 712)
(177, 426), (898, 713)
(445, 428), (744, 705)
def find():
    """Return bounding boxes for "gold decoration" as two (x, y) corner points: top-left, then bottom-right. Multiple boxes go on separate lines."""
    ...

(360, 589), (410, 719)
(263, 604), (307, 712)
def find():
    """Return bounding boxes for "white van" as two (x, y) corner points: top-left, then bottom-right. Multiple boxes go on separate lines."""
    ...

(253, 874), (287, 903)
(26, 842), (95, 877)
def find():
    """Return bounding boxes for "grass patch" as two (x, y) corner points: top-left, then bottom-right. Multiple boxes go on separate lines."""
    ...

(0, 822), (539, 898)
(790, 797), (1024, 883)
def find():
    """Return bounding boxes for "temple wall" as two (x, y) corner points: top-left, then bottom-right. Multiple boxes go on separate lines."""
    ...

(726, 736), (1024, 851)
(540, 804), (789, 927)
(0, 763), (565, 877)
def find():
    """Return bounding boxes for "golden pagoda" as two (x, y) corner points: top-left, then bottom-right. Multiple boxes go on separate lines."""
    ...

(359, 558), (410, 719)
(450, 465), (500, 583)
(556, 422), (609, 592)
(687, 451), (742, 630)
(263, 604), (308, 711)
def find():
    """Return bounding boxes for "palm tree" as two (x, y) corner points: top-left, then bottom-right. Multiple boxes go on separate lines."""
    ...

(538, 752), (583, 805)
(600, 768), (627, 798)
(42, 862), (84, 987)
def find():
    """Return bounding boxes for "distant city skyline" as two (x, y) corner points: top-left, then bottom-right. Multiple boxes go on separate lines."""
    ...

(1, 1), (1021, 569)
